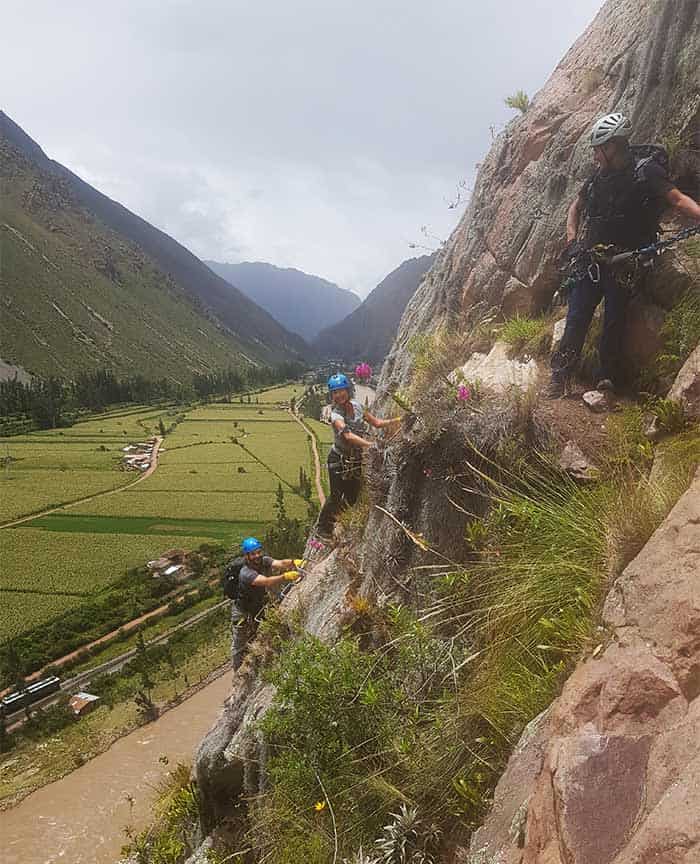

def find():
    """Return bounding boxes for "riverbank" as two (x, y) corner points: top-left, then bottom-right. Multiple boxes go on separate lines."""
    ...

(0, 611), (230, 809)
(0, 666), (232, 864)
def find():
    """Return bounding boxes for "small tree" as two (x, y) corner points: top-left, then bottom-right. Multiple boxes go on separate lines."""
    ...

(0, 710), (13, 753)
(133, 630), (158, 722)
(0, 643), (30, 720)
(158, 418), (167, 437)
(505, 89), (530, 114)
(264, 483), (306, 558)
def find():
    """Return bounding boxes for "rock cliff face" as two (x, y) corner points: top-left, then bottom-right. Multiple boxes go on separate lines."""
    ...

(186, 2), (700, 860)
(379, 0), (699, 400)
(464, 468), (700, 864)
(195, 551), (357, 829)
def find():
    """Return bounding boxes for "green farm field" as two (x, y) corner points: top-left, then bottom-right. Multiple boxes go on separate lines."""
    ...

(0, 393), (314, 643)
(0, 405), (180, 523)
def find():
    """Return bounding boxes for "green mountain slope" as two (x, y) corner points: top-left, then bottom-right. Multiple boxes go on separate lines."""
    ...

(313, 254), (434, 363)
(0, 112), (307, 380)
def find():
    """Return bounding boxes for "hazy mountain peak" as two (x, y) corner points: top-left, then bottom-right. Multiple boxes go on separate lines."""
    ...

(206, 259), (360, 341)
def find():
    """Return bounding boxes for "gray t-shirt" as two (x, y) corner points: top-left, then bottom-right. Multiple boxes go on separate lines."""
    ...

(330, 399), (366, 455)
(238, 556), (273, 615)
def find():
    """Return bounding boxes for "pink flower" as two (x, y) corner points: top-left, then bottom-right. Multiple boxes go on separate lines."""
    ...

(355, 363), (372, 381)
(457, 385), (471, 402)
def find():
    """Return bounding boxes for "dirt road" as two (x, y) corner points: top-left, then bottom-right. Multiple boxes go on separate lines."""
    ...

(289, 411), (326, 505)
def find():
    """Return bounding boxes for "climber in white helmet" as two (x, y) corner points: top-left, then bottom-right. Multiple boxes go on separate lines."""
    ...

(548, 112), (700, 398)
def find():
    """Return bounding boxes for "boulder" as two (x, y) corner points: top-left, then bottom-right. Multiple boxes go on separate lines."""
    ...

(451, 341), (538, 395)
(464, 470), (700, 864)
(582, 390), (607, 411)
(558, 440), (599, 480)
(668, 344), (700, 418)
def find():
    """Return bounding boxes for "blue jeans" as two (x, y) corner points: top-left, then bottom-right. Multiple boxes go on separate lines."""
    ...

(551, 265), (630, 385)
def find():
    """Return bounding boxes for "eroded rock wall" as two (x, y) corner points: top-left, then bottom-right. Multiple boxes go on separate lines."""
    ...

(379, 0), (699, 401)
(464, 469), (700, 864)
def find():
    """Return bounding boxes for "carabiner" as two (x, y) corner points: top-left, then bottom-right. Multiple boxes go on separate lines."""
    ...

(587, 262), (600, 284)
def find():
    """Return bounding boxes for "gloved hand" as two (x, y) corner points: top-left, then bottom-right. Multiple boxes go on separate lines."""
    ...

(282, 570), (301, 582)
(293, 558), (307, 570)
(558, 239), (582, 271)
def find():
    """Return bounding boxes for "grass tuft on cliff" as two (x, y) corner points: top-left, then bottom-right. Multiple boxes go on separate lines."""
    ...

(498, 315), (551, 358)
(241, 396), (699, 862)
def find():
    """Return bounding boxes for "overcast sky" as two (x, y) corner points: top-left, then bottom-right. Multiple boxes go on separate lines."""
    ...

(2, 1), (602, 297)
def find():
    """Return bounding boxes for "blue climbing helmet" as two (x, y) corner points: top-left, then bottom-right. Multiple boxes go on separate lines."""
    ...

(241, 536), (263, 554)
(327, 373), (351, 392)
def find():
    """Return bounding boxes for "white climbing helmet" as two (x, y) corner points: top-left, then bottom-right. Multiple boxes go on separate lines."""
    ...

(590, 113), (633, 147)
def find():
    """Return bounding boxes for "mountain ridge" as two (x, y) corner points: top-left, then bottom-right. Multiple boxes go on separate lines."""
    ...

(206, 259), (359, 341)
(0, 111), (308, 379)
(313, 253), (435, 363)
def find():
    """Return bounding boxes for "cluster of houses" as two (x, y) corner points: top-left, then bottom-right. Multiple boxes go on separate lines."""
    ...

(146, 548), (188, 581)
(121, 437), (156, 471)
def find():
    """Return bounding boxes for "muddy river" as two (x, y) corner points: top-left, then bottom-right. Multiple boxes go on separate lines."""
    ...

(0, 670), (232, 864)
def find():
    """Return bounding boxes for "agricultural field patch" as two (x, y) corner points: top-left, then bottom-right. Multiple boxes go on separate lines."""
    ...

(0, 469), (130, 523)
(19, 513), (263, 540)
(0, 527), (222, 597)
(253, 383), (303, 403)
(142, 464), (278, 493)
(0, 592), (83, 642)
(238, 423), (313, 486)
(0, 442), (122, 470)
(65, 489), (306, 522)
(184, 405), (294, 422)
(159, 442), (256, 465)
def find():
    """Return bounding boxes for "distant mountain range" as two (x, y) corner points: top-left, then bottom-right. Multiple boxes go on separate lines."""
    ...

(206, 260), (360, 342)
(313, 254), (435, 363)
(0, 111), (307, 381)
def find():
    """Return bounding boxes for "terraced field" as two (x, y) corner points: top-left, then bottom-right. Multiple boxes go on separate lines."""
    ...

(0, 393), (314, 642)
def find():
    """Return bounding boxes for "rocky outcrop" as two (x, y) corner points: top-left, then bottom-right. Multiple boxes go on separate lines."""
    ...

(379, 0), (700, 402)
(464, 469), (700, 864)
(670, 344), (700, 419)
(450, 341), (539, 395)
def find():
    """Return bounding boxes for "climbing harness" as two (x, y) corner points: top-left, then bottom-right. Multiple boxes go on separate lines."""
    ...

(554, 225), (700, 305)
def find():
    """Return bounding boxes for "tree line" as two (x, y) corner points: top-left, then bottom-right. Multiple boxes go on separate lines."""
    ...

(0, 360), (306, 430)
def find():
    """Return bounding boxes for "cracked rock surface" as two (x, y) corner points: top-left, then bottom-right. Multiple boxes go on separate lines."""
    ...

(464, 469), (700, 864)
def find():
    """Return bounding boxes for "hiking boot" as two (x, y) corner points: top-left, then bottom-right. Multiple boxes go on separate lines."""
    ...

(595, 378), (614, 392)
(545, 374), (568, 399)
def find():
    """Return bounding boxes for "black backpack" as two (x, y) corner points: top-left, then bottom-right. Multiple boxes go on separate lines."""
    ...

(222, 556), (245, 600)
(630, 144), (669, 181)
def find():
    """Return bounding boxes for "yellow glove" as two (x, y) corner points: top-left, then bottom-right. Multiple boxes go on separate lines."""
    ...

(294, 558), (307, 570)
(282, 570), (300, 582)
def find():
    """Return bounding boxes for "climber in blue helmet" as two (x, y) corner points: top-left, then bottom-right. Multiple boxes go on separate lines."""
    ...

(315, 373), (400, 542)
(229, 537), (305, 670)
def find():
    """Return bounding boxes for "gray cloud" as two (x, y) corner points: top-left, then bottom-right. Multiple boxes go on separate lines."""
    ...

(2, 0), (603, 296)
